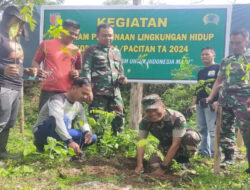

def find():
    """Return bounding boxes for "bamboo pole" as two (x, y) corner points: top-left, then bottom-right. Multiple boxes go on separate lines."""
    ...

(214, 106), (222, 174)
(20, 85), (25, 136)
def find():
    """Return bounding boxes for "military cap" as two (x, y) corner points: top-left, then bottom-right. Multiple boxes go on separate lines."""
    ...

(142, 94), (163, 110)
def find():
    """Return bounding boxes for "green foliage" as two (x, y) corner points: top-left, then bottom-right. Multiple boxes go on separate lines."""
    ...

(137, 54), (149, 70)
(8, 23), (20, 40)
(195, 78), (215, 95)
(43, 17), (69, 39)
(44, 137), (76, 161)
(169, 159), (182, 173)
(171, 54), (199, 80)
(137, 135), (162, 160)
(89, 109), (115, 135)
(161, 84), (195, 117)
(225, 55), (250, 82)
(0, 0), (65, 11)
(2, 81), (250, 189)
(86, 110), (138, 157)
(20, 2), (37, 32)
(8, 3), (36, 42)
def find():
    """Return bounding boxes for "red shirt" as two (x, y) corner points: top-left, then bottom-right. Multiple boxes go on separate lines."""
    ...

(34, 38), (82, 92)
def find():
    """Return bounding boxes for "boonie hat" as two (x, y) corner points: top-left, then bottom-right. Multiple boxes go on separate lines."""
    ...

(142, 94), (163, 110)
(3, 5), (25, 22)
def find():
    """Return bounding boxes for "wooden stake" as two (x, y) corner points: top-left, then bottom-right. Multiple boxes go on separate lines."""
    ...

(214, 106), (222, 174)
(236, 129), (244, 148)
(20, 85), (25, 136)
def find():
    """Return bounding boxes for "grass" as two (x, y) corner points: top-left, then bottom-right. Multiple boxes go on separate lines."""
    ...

(1, 82), (250, 189)
(1, 118), (250, 190)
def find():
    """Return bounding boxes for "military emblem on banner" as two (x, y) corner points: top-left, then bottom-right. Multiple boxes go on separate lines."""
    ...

(203, 14), (219, 25)
(50, 13), (61, 26)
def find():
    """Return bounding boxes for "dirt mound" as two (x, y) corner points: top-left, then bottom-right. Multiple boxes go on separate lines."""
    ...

(73, 155), (187, 188)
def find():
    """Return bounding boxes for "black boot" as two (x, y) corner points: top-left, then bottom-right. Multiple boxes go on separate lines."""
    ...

(222, 152), (235, 165)
(0, 129), (19, 159)
(0, 129), (9, 158)
(33, 140), (45, 153)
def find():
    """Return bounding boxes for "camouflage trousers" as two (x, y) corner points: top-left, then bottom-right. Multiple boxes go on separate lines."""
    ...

(89, 95), (125, 135)
(158, 129), (201, 163)
(220, 105), (250, 155)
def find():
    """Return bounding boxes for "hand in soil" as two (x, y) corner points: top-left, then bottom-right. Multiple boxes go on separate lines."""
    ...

(151, 167), (165, 176)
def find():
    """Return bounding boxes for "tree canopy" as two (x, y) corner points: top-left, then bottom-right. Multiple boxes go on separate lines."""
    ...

(0, 0), (65, 11)
(103, 0), (131, 5)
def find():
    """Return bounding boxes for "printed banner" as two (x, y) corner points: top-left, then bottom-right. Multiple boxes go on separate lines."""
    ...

(41, 6), (232, 82)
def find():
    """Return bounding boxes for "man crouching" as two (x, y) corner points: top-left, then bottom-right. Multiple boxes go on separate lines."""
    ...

(32, 77), (97, 156)
(134, 94), (201, 175)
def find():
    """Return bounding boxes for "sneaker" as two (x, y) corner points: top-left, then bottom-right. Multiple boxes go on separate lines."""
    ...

(0, 152), (20, 159)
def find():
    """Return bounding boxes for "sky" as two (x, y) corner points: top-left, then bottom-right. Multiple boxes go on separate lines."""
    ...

(64, 0), (250, 6)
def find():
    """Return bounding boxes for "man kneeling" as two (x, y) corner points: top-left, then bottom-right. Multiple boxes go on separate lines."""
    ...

(134, 94), (201, 175)
(32, 78), (97, 156)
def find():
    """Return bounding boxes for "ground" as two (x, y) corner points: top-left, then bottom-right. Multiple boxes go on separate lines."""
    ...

(1, 81), (250, 189)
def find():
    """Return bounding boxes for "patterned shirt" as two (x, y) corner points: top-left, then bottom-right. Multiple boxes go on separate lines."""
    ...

(138, 109), (187, 146)
(82, 43), (125, 97)
(218, 50), (250, 106)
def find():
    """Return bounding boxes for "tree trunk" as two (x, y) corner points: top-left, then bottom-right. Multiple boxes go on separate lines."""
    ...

(129, 83), (143, 130)
(129, 0), (143, 131)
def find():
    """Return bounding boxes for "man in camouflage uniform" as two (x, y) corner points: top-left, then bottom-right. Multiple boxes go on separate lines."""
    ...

(134, 94), (201, 175)
(207, 29), (250, 168)
(82, 23), (127, 135)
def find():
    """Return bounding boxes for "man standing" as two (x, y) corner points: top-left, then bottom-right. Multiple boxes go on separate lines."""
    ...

(82, 23), (127, 135)
(134, 94), (200, 175)
(189, 47), (219, 158)
(0, 5), (36, 161)
(32, 19), (82, 110)
(207, 29), (250, 168)
(33, 78), (97, 155)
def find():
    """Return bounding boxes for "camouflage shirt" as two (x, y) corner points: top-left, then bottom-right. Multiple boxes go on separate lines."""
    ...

(82, 43), (125, 97)
(218, 50), (250, 106)
(138, 109), (187, 146)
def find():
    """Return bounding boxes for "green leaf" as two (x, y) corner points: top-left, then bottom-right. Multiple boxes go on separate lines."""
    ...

(137, 139), (147, 147)
(87, 117), (97, 126)
(60, 46), (69, 54)
(9, 23), (19, 40)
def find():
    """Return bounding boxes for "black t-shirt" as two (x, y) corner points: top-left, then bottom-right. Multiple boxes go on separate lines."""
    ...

(195, 64), (220, 103)
(0, 27), (24, 91)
